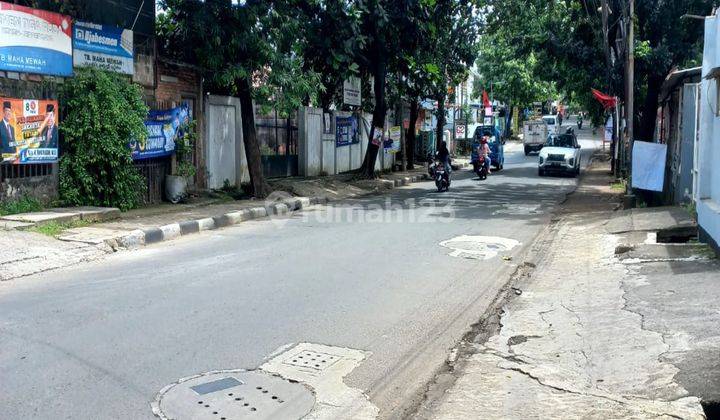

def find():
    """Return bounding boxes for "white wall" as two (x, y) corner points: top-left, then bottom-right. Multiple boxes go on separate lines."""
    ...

(205, 95), (248, 189)
(698, 16), (720, 248)
(298, 107), (394, 176)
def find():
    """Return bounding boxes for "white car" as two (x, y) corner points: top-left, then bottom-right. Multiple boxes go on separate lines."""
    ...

(538, 132), (581, 177)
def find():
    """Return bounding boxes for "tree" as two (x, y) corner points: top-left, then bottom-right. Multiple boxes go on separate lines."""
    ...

(158, 0), (320, 198)
(476, 0), (713, 138)
(423, 0), (480, 150)
(295, 1), (364, 112)
(59, 67), (147, 210)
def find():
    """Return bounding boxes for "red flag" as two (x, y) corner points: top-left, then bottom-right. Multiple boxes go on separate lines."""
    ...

(482, 90), (492, 116)
(591, 88), (617, 109)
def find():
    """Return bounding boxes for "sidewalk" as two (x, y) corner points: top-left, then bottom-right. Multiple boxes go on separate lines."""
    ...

(0, 162), (453, 281)
(416, 155), (719, 419)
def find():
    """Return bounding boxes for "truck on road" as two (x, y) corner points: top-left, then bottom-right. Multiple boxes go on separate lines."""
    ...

(523, 119), (548, 155)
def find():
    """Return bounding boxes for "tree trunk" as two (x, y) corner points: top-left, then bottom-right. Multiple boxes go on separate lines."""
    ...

(406, 98), (419, 170)
(238, 77), (271, 198)
(435, 92), (446, 150)
(359, 55), (387, 178)
(637, 74), (663, 141)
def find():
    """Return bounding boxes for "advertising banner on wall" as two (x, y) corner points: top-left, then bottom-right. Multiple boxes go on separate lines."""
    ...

(0, 2), (73, 76)
(1, 97), (59, 164)
(385, 126), (401, 152)
(73, 20), (134, 75)
(335, 116), (358, 147)
(130, 105), (189, 160)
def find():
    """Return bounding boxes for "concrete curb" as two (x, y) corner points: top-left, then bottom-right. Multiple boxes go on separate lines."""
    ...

(109, 197), (326, 250)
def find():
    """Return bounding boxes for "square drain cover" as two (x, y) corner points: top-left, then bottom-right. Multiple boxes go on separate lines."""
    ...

(282, 350), (340, 371)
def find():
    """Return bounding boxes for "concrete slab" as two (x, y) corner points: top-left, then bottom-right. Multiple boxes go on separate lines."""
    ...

(0, 211), (80, 225)
(618, 243), (715, 261)
(606, 206), (696, 234)
(0, 220), (35, 230)
(58, 227), (131, 245)
(49, 206), (121, 222)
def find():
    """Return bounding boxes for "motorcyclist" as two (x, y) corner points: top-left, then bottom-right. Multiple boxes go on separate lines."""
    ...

(436, 141), (452, 174)
(480, 136), (491, 174)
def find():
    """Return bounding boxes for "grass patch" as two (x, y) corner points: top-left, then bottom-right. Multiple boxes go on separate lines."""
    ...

(0, 197), (43, 216)
(30, 220), (91, 237)
(610, 180), (626, 191)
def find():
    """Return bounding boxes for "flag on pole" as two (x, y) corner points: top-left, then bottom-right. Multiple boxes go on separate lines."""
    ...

(591, 88), (617, 109)
(482, 90), (492, 116)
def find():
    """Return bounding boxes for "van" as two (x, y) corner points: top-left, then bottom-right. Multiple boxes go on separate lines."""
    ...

(542, 114), (560, 135)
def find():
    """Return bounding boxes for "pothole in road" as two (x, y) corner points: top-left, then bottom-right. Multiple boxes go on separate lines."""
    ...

(439, 235), (520, 260)
(152, 370), (315, 420)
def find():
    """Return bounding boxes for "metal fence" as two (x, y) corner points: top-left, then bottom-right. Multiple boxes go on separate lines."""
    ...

(0, 163), (53, 182)
(255, 107), (298, 178)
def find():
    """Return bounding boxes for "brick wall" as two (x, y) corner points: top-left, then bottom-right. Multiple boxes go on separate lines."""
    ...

(153, 59), (207, 190)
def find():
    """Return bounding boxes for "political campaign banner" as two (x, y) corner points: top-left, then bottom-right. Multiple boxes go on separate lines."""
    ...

(130, 105), (190, 160)
(0, 2), (73, 76)
(385, 126), (401, 152)
(335, 116), (358, 147)
(1, 97), (59, 164)
(73, 20), (134, 75)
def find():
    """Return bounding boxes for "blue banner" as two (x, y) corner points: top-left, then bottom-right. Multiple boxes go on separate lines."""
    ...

(73, 21), (134, 74)
(130, 105), (189, 160)
(335, 116), (358, 147)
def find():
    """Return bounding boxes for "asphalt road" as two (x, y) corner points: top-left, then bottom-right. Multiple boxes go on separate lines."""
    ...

(0, 121), (601, 419)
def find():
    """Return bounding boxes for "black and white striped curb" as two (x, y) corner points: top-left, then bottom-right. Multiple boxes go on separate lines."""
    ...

(112, 197), (325, 249)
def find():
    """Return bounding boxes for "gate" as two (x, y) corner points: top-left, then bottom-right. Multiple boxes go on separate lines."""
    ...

(133, 99), (175, 205)
(256, 107), (298, 178)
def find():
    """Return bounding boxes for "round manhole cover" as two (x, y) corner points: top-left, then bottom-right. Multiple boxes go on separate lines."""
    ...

(439, 235), (520, 260)
(152, 370), (315, 420)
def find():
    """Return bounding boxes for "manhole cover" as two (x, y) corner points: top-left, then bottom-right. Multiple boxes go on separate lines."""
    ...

(439, 235), (520, 260)
(152, 370), (315, 420)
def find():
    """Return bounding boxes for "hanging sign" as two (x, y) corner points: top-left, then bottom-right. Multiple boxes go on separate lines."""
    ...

(130, 105), (190, 160)
(343, 76), (362, 107)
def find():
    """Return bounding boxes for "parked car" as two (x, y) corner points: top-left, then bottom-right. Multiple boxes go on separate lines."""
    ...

(523, 119), (548, 155)
(538, 131), (581, 177)
(542, 114), (560, 136)
(473, 125), (505, 170)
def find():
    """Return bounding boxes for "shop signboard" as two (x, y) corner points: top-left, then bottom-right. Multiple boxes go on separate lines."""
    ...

(0, 2), (73, 76)
(73, 20), (134, 75)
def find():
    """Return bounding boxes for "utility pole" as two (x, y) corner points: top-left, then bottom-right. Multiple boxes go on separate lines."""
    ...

(602, 0), (611, 90)
(626, 0), (635, 175)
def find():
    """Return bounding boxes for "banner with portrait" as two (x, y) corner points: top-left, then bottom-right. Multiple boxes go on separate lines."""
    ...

(1, 97), (59, 164)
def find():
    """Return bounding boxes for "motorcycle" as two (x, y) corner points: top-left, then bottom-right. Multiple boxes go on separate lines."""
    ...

(429, 158), (451, 192)
(474, 155), (488, 180)
(577, 118), (583, 130)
